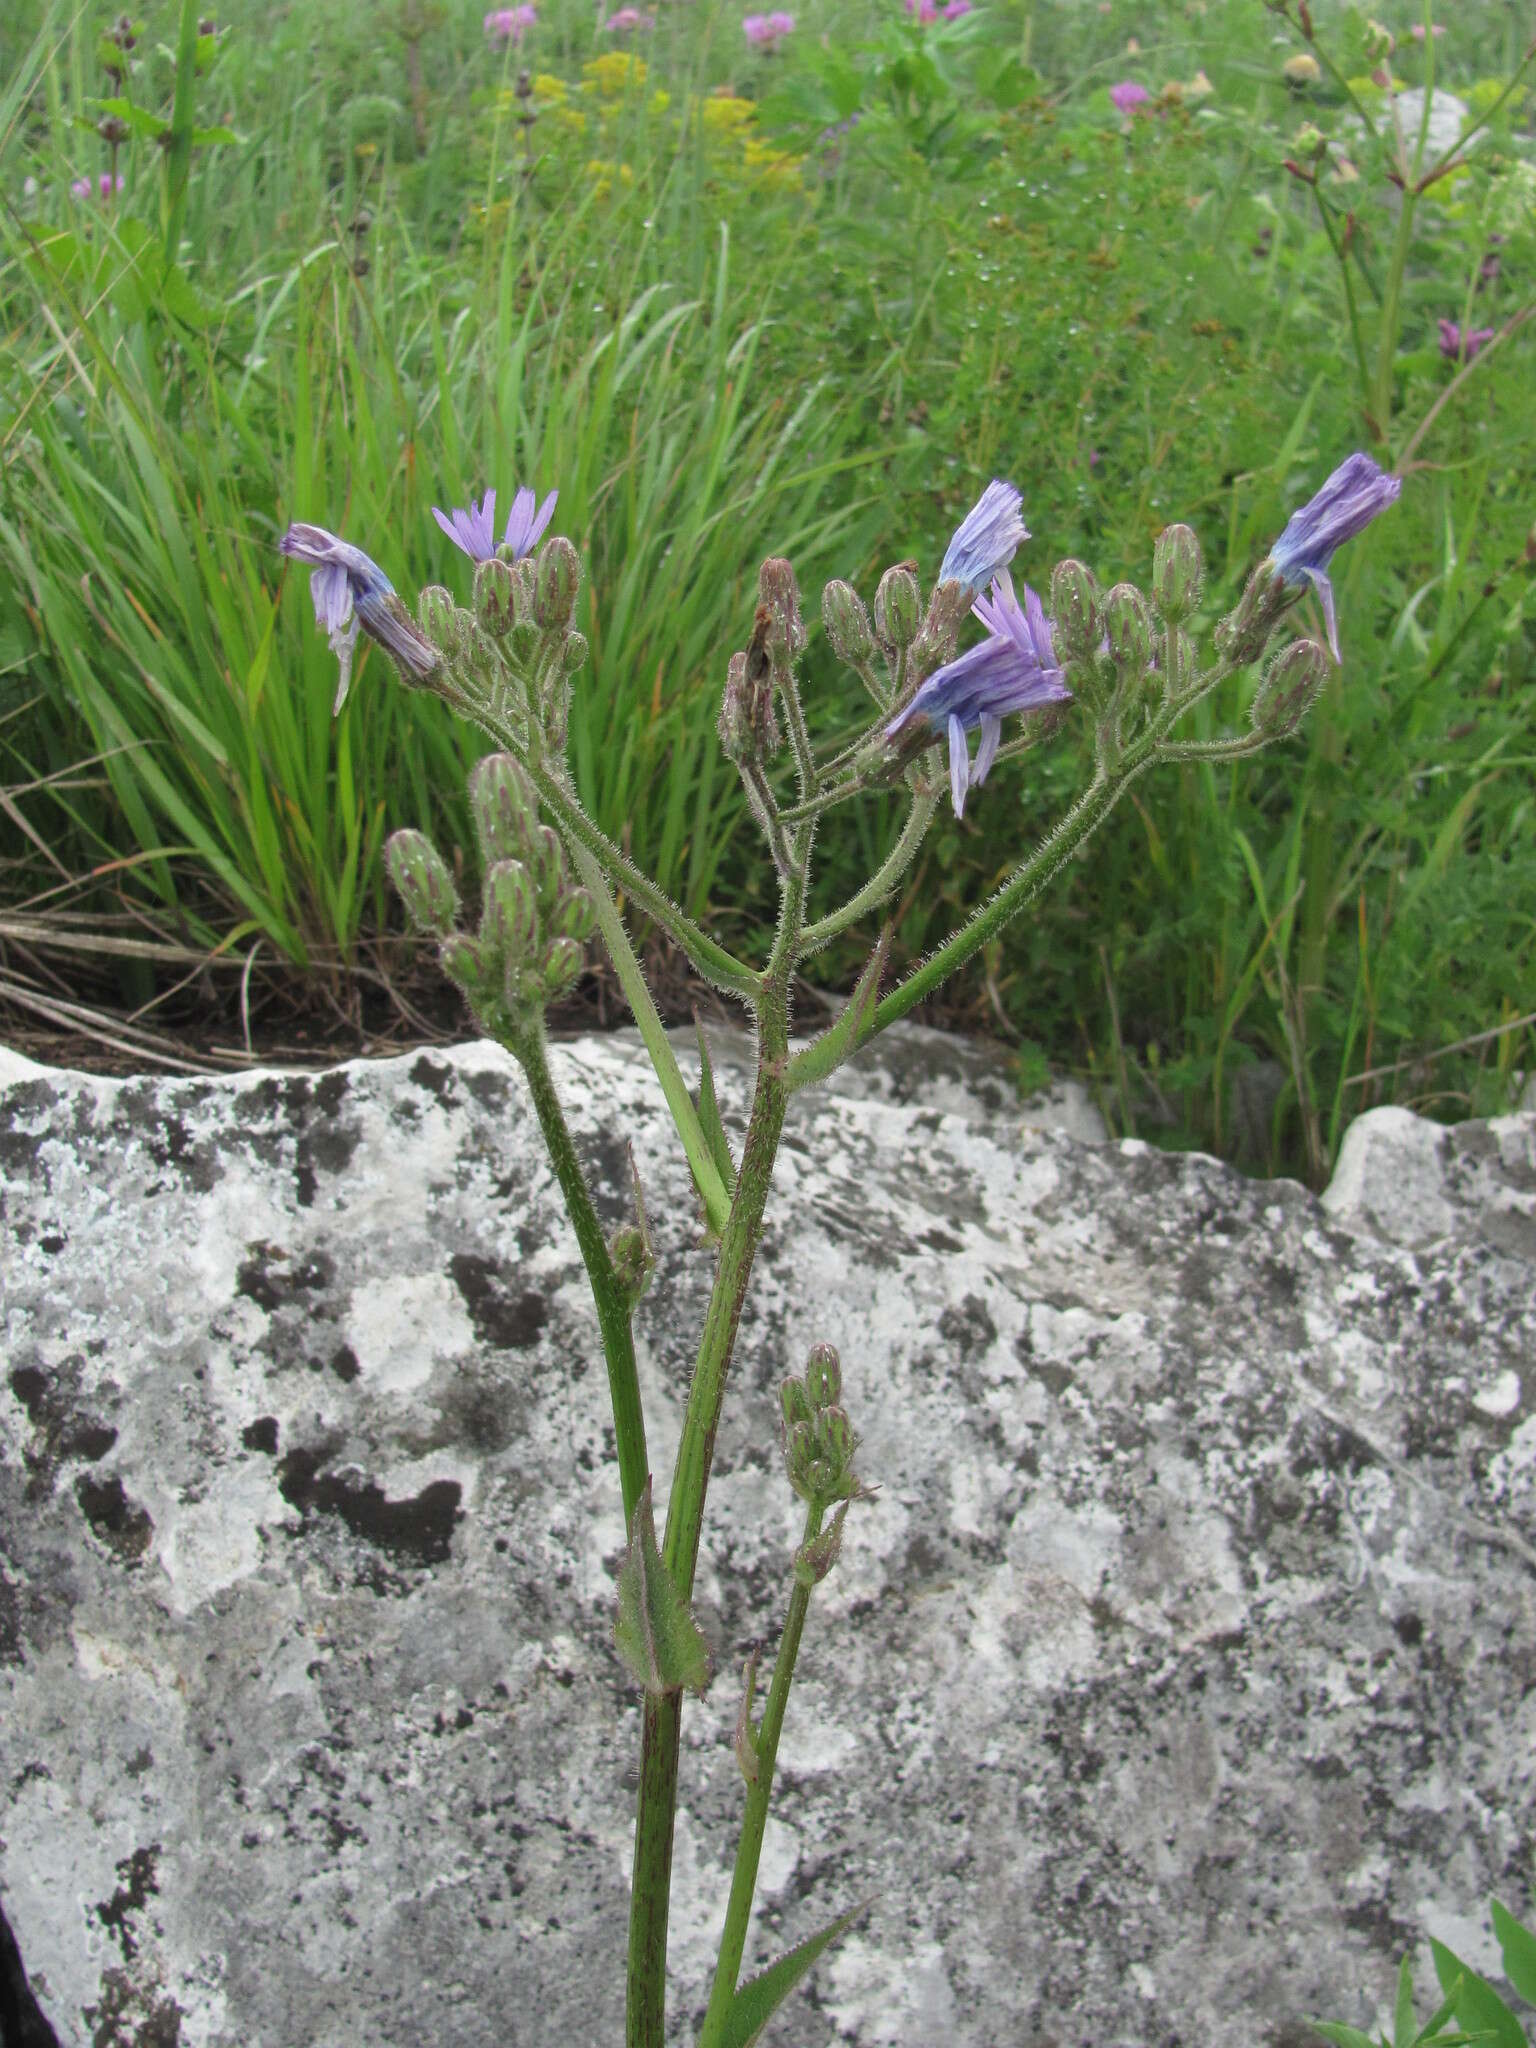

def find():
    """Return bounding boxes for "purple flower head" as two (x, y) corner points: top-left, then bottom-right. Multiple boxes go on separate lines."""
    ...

(484, 5), (536, 38)
(1110, 80), (1150, 113)
(886, 571), (1071, 817)
(943, 1), (972, 17)
(1266, 452), (1401, 662)
(743, 10), (793, 44)
(939, 478), (1028, 598)
(1437, 319), (1495, 363)
(905, 0), (939, 21)
(502, 484), (559, 559)
(279, 523), (441, 714)
(603, 8), (653, 27)
(432, 490), (500, 562)
(431, 485), (558, 563)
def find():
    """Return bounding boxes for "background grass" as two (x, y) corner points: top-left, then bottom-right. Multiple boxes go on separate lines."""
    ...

(0, 0), (1532, 1177)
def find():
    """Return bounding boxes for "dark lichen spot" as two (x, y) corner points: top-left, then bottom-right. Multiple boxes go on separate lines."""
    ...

(410, 1054), (457, 1105)
(9, 1368), (46, 1424)
(449, 1253), (549, 1350)
(75, 1475), (154, 1563)
(938, 1295), (997, 1360)
(315, 1071), (350, 1115)
(329, 1344), (361, 1384)
(922, 1227), (965, 1255)
(83, 1965), (183, 2048)
(39, 1233), (65, 1255)
(1394, 1611), (1424, 1648)
(277, 1447), (461, 1568)
(237, 1243), (336, 1314)
(61, 1418), (117, 1464)
(242, 1417), (279, 1456)
(125, 1746), (154, 1779)
(93, 1845), (160, 1964)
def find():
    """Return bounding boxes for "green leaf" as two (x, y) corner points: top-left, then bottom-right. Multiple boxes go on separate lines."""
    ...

(693, 1015), (737, 1193)
(1397, 1958), (1419, 2048)
(614, 1478), (711, 1697)
(190, 124), (240, 146)
(784, 925), (890, 1092)
(1307, 2022), (1382, 2048)
(86, 95), (170, 138)
(718, 1900), (871, 2048)
(1491, 1902), (1536, 2008)
(1431, 1940), (1528, 2048)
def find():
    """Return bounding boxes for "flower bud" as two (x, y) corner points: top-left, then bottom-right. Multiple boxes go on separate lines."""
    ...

(562, 630), (589, 673)
(481, 859), (541, 958)
(717, 648), (780, 764)
(610, 1225), (655, 1304)
(1363, 16), (1393, 60)
(1292, 122), (1326, 161)
(815, 1406), (858, 1480)
(1250, 639), (1328, 737)
(821, 580), (875, 667)
(385, 828), (459, 937)
(1214, 562), (1290, 665)
(533, 535), (581, 633)
(780, 1377), (814, 1431)
(873, 564), (921, 651)
(439, 932), (488, 991)
(97, 113), (131, 145)
(473, 555), (519, 637)
(1282, 52), (1321, 87)
(468, 752), (538, 865)
(551, 886), (597, 942)
(527, 822), (567, 905)
(804, 1343), (841, 1410)
(540, 935), (585, 999)
(1152, 524), (1204, 622)
(419, 584), (465, 656)
(1102, 583), (1153, 675)
(1050, 559), (1101, 661)
(758, 557), (806, 656)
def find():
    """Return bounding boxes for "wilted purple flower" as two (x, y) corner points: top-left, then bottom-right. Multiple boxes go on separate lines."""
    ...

(1437, 318), (1495, 362)
(886, 571), (1071, 817)
(939, 479), (1028, 597)
(1110, 80), (1150, 113)
(279, 523), (441, 714)
(432, 485), (558, 563)
(743, 10), (793, 44)
(1266, 452), (1401, 661)
(484, 5), (536, 38)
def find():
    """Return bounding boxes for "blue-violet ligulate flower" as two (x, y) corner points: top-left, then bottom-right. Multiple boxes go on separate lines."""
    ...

(279, 523), (440, 714)
(939, 479), (1028, 598)
(887, 570), (1071, 817)
(1266, 452), (1401, 661)
(432, 485), (559, 564)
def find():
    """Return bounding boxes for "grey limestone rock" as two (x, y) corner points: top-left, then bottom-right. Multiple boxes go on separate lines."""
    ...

(1, 1033), (1533, 2048)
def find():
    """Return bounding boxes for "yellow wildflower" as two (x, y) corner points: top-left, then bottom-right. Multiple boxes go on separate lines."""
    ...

(584, 52), (647, 96)
(1282, 53), (1322, 86)
(701, 95), (757, 135)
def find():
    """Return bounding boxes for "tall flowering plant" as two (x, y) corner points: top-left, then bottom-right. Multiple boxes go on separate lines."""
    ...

(279, 452), (1399, 2046)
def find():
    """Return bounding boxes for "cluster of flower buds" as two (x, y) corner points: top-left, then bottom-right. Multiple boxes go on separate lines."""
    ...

(779, 1344), (861, 1509)
(416, 534), (587, 758)
(385, 752), (596, 1037)
(1248, 638), (1328, 737)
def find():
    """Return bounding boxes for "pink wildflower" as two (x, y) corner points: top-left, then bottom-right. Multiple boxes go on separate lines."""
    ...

(944, 0), (972, 17)
(1408, 22), (1447, 40)
(743, 10), (793, 44)
(484, 5), (536, 39)
(1109, 80), (1150, 114)
(1437, 319), (1495, 363)
(905, 0), (939, 19)
(603, 6), (654, 26)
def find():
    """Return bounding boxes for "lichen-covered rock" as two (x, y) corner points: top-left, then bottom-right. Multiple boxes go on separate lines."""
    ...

(1, 1036), (1533, 2048)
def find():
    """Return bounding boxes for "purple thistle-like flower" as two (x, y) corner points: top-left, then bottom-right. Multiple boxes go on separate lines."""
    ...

(939, 478), (1028, 598)
(484, 5), (536, 39)
(743, 11), (793, 43)
(502, 484), (559, 559)
(1110, 79), (1150, 113)
(1438, 318), (1495, 363)
(279, 523), (440, 715)
(1266, 452), (1401, 662)
(432, 490), (500, 562)
(886, 570), (1071, 817)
